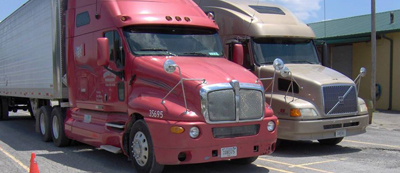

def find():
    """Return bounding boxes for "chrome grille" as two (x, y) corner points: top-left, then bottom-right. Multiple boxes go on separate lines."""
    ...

(201, 82), (265, 124)
(208, 90), (235, 121)
(239, 90), (263, 120)
(323, 85), (358, 115)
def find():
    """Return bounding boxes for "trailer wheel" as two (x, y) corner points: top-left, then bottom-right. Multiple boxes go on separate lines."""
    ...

(51, 107), (70, 147)
(129, 120), (164, 173)
(38, 106), (53, 142)
(231, 156), (258, 165)
(0, 98), (9, 120)
(318, 137), (344, 145)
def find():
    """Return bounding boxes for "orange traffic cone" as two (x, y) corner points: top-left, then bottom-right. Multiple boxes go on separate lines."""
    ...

(29, 153), (40, 173)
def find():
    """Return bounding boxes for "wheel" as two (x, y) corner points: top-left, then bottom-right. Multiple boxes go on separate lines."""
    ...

(51, 107), (71, 147)
(318, 137), (344, 145)
(38, 106), (53, 142)
(230, 156), (258, 165)
(0, 98), (9, 120)
(129, 120), (164, 173)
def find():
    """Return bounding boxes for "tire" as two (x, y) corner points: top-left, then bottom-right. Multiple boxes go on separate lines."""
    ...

(129, 120), (164, 173)
(0, 99), (3, 120)
(38, 106), (53, 142)
(0, 98), (9, 120)
(230, 156), (258, 165)
(318, 137), (344, 145)
(51, 107), (71, 147)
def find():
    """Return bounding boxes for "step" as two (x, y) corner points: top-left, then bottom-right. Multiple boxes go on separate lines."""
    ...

(100, 145), (122, 154)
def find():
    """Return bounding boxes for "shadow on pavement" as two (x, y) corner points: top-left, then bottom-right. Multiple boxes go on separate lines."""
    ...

(272, 140), (361, 158)
(164, 161), (269, 173)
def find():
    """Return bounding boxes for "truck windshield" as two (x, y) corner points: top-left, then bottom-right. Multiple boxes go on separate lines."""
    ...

(123, 26), (224, 57)
(251, 38), (320, 65)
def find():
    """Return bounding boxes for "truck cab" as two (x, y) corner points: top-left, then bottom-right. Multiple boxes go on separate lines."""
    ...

(65, 0), (278, 172)
(194, 0), (370, 145)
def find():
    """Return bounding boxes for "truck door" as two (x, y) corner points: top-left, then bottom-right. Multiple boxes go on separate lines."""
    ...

(100, 30), (126, 111)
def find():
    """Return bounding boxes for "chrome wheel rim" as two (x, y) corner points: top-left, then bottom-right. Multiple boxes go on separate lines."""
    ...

(52, 115), (59, 139)
(40, 113), (46, 135)
(131, 131), (149, 166)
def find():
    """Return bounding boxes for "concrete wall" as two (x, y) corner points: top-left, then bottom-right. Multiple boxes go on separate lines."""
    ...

(352, 32), (400, 111)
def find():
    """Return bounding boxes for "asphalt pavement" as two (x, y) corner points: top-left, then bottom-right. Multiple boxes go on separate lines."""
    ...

(0, 111), (399, 173)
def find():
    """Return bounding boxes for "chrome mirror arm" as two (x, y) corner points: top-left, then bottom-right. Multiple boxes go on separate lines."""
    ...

(161, 65), (206, 114)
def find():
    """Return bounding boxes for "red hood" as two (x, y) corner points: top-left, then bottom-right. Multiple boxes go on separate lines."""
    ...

(131, 56), (262, 120)
(134, 57), (259, 86)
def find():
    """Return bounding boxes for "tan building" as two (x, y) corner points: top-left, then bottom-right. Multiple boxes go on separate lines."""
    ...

(309, 10), (400, 111)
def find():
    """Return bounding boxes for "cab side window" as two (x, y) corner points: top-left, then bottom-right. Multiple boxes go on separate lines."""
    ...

(104, 30), (125, 68)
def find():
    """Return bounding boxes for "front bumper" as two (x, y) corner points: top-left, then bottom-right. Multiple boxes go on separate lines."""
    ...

(145, 117), (277, 165)
(278, 114), (369, 140)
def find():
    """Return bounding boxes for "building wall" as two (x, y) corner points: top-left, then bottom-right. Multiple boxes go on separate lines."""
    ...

(352, 32), (400, 111)
(331, 45), (353, 78)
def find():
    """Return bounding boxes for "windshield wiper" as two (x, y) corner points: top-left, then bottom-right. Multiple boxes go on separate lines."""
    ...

(139, 48), (176, 56)
(140, 48), (168, 51)
(182, 52), (209, 56)
(290, 60), (314, 64)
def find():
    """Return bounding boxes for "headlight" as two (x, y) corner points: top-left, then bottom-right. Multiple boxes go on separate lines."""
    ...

(189, 127), (200, 139)
(300, 108), (318, 117)
(359, 103), (368, 113)
(267, 121), (275, 132)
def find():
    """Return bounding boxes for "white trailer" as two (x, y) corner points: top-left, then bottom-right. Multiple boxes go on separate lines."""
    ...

(0, 0), (67, 120)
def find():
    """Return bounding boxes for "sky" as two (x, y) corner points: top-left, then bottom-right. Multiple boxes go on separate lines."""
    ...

(0, 0), (399, 24)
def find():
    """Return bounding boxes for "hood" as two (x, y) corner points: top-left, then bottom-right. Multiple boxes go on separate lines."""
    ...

(133, 56), (261, 116)
(134, 57), (259, 85)
(281, 64), (354, 85)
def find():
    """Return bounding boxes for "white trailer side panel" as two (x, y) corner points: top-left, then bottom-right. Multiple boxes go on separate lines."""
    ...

(0, 0), (67, 99)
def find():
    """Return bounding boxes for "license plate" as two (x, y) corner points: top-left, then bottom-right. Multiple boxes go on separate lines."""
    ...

(221, 146), (237, 158)
(336, 129), (346, 137)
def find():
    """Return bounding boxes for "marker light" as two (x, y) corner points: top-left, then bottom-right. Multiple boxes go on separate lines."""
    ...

(184, 17), (191, 22)
(175, 16), (182, 21)
(267, 121), (275, 132)
(290, 109), (301, 117)
(170, 126), (184, 134)
(121, 16), (128, 21)
(189, 127), (200, 139)
(166, 16), (173, 21)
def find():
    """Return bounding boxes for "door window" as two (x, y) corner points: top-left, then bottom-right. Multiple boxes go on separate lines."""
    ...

(104, 30), (125, 68)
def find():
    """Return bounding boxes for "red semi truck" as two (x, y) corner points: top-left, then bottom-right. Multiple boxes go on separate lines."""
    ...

(0, 0), (277, 172)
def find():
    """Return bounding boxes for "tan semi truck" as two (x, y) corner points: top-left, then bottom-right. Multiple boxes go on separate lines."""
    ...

(194, 0), (370, 145)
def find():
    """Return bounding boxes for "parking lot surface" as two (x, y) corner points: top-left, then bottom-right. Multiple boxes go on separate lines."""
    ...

(0, 111), (399, 173)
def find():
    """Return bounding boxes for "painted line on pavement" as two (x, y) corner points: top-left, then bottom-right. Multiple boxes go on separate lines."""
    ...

(258, 158), (333, 173)
(255, 164), (294, 173)
(290, 159), (338, 167)
(343, 140), (400, 149)
(0, 146), (29, 172)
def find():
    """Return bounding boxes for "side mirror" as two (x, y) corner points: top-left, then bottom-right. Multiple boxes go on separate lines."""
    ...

(163, 59), (177, 74)
(360, 67), (367, 77)
(232, 44), (244, 66)
(97, 38), (110, 66)
(280, 67), (291, 78)
(273, 58), (284, 70)
(322, 42), (330, 67)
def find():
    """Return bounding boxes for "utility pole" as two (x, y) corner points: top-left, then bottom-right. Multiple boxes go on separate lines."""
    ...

(371, 0), (376, 110)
